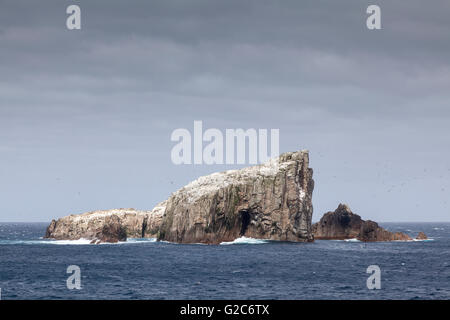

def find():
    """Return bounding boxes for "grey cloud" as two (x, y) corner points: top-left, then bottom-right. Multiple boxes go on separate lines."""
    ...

(0, 0), (449, 222)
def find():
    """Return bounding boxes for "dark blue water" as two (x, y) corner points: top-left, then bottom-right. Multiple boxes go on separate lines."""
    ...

(0, 222), (449, 300)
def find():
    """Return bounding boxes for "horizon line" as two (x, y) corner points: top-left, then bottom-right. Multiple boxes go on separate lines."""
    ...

(1, 221), (450, 224)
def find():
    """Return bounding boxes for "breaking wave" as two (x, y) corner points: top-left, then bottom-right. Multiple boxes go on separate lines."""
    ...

(344, 238), (361, 242)
(220, 237), (269, 245)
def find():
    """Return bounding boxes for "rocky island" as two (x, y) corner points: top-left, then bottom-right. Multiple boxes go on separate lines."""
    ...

(45, 150), (314, 244)
(312, 204), (427, 241)
(45, 206), (165, 243)
(45, 150), (427, 244)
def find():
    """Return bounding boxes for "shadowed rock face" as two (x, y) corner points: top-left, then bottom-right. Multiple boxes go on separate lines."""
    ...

(358, 220), (412, 242)
(313, 204), (413, 242)
(94, 215), (127, 243)
(311, 204), (363, 240)
(158, 150), (314, 244)
(416, 232), (428, 240)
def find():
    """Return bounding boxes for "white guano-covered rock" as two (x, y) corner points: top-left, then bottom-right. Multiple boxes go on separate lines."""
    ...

(158, 150), (314, 244)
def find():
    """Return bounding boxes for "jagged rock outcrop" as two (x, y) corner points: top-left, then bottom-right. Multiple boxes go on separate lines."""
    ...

(45, 206), (165, 243)
(92, 215), (127, 243)
(416, 232), (428, 240)
(312, 204), (413, 242)
(311, 204), (363, 240)
(358, 220), (412, 241)
(44, 149), (429, 245)
(158, 150), (314, 244)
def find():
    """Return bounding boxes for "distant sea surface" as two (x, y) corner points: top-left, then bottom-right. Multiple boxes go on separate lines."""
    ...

(0, 222), (449, 300)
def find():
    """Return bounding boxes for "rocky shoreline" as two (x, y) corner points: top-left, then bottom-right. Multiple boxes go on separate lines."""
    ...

(44, 150), (427, 244)
(45, 207), (164, 243)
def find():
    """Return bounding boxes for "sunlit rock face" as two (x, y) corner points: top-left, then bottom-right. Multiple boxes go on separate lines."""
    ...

(44, 206), (164, 243)
(157, 150), (314, 244)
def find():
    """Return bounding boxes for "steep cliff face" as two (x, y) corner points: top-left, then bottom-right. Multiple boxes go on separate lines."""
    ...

(157, 150), (314, 244)
(45, 206), (164, 242)
(312, 204), (413, 242)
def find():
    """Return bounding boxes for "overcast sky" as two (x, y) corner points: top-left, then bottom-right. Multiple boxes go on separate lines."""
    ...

(1, 0), (449, 222)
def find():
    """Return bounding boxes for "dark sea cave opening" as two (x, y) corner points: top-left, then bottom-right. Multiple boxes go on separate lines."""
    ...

(141, 220), (147, 238)
(239, 210), (251, 236)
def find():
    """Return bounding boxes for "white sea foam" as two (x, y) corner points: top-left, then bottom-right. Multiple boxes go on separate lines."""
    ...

(330, 238), (361, 242)
(220, 236), (269, 245)
(0, 238), (93, 245)
(344, 238), (361, 242)
(0, 238), (158, 245)
(124, 238), (157, 244)
(46, 238), (93, 245)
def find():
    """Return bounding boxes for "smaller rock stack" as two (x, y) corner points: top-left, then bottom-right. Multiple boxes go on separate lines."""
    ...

(416, 232), (428, 240)
(312, 204), (427, 242)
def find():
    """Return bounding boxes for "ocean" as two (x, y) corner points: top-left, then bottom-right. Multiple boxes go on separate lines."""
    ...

(0, 222), (449, 300)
